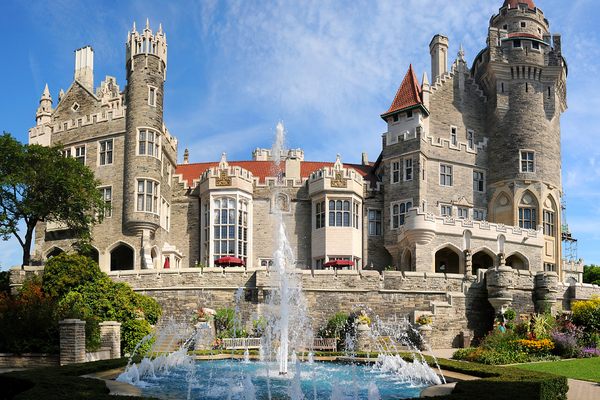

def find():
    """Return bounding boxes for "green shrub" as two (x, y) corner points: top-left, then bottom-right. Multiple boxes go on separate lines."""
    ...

(214, 308), (236, 338)
(122, 319), (153, 356)
(0, 270), (10, 294)
(318, 312), (350, 350)
(532, 313), (556, 340)
(41, 254), (102, 299)
(572, 296), (600, 333)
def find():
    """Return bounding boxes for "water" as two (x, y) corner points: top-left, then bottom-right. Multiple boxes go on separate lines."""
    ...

(136, 359), (427, 400)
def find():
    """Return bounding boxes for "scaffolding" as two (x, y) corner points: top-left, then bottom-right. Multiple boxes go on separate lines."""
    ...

(561, 197), (578, 262)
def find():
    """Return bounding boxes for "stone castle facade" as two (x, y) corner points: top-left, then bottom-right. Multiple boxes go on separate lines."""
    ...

(29, 0), (582, 284)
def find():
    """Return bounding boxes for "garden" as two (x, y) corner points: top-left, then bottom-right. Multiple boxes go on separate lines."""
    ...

(453, 297), (600, 372)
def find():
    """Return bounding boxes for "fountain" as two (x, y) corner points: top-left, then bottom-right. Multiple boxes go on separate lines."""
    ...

(116, 122), (444, 399)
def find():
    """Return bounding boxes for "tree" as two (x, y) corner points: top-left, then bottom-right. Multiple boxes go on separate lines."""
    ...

(0, 133), (105, 267)
(583, 265), (600, 286)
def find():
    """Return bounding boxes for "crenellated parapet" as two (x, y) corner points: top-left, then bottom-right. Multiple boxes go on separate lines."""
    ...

(307, 155), (364, 198)
(199, 153), (254, 195)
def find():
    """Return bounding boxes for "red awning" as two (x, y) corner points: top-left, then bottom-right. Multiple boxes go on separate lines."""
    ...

(323, 259), (355, 268)
(214, 256), (245, 267)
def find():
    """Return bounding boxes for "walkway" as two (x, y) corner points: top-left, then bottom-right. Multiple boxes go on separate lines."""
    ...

(425, 349), (600, 400)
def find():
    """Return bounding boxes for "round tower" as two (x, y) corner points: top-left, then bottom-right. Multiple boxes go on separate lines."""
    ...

(122, 20), (168, 236)
(473, 0), (567, 272)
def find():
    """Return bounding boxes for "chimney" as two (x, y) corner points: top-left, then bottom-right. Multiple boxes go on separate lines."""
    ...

(183, 148), (189, 164)
(74, 46), (94, 92)
(361, 152), (369, 165)
(429, 34), (449, 83)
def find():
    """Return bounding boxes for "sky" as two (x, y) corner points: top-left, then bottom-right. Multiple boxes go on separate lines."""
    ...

(0, 0), (599, 269)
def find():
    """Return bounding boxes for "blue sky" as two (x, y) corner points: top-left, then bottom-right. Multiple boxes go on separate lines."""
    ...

(1, 0), (599, 269)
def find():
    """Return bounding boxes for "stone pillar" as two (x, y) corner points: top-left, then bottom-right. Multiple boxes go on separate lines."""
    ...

(464, 249), (472, 276)
(99, 321), (122, 359)
(534, 271), (559, 314)
(486, 255), (513, 315)
(355, 323), (372, 353)
(59, 319), (86, 365)
(418, 325), (432, 350)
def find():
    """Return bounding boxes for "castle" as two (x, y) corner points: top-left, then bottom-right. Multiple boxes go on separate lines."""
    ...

(29, 0), (581, 282)
(18, 0), (600, 346)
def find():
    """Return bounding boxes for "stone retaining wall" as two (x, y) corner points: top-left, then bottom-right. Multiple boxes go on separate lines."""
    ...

(0, 353), (59, 368)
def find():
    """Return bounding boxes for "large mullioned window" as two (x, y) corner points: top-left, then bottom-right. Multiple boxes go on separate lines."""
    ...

(138, 129), (160, 158)
(212, 197), (249, 263)
(328, 199), (360, 228)
(136, 179), (159, 213)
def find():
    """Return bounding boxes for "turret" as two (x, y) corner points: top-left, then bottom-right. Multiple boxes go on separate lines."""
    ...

(429, 34), (448, 83)
(74, 46), (94, 92)
(122, 20), (173, 265)
(35, 84), (52, 125)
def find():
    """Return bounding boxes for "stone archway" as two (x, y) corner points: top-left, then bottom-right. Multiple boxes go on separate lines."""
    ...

(506, 253), (528, 270)
(401, 249), (413, 271)
(472, 250), (495, 275)
(110, 243), (134, 271)
(46, 247), (64, 259)
(435, 246), (461, 274)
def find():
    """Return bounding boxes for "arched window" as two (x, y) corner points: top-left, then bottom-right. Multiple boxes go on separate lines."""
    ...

(506, 253), (528, 270)
(435, 246), (461, 274)
(46, 247), (64, 259)
(518, 192), (538, 230)
(543, 196), (557, 237)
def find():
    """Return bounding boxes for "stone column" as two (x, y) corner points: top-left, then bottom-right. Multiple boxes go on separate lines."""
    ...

(534, 272), (559, 314)
(355, 323), (372, 353)
(486, 254), (513, 315)
(464, 249), (472, 276)
(59, 319), (86, 365)
(99, 321), (122, 359)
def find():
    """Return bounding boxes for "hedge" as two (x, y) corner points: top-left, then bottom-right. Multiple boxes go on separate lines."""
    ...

(0, 353), (567, 400)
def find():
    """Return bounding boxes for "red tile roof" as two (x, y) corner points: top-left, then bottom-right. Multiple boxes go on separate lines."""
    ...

(175, 160), (375, 188)
(381, 64), (423, 118)
(503, 0), (536, 10)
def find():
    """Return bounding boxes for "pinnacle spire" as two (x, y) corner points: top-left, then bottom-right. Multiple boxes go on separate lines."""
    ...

(458, 44), (465, 62)
(158, 23), (163, 34)
(132, 21), (137, 32)
(422, 72), (430, 87)
(146, 18), (150, 30)
(41, 83), (51, 100)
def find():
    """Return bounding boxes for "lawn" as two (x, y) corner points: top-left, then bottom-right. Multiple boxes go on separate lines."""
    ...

(515, 357), (600, 383)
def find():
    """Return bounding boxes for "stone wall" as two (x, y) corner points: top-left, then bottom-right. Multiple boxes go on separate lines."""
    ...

(0, 354), (59, 368)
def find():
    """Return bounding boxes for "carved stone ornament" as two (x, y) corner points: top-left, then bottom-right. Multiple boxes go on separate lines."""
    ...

(330, 172), (347, 188)
(215, 170), (231, 186)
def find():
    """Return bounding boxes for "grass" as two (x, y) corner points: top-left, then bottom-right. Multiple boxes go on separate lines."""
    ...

(515, 357), (600, 383)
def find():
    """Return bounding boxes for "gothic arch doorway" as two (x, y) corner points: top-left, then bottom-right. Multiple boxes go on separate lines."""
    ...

(472, 250), (494, 275)
(110, 243), (134, 271)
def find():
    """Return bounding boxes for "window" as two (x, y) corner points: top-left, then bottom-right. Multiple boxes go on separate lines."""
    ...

(519, 207), (537, 229)
(260, 259), (274, 269)
(353, 202), (360, 228)
(450, 127), (457, 146)
(513, 39), (522, 48)
(457, 207), (469, 219)
(74, 145), (85, 164)
(99, 139), (113, 165)
(391, 161), (400, 183)
(473, 209), (485, 221)
(520, 151), (535, 172)
(148, 87), (157, 107)
(136, 179), (159, 213)
(62, 148), (72, 158)
(520, 21), (526, 28)
(315, 258), (325, 270)
(544, 263), (556, 272)
(315, 201), (325, 229)
(440, 164), (453, 186)
(392, 114), (399, 122)
(329, 200), (351, 227)
(100, 187), (112, 218)
(532, 41), (540, 50)
(503, 24), (508, 30)
(161, 198), (170, 231)
(237, 200), (249, 260)
(391, 200), (412, 229)
(441, 205), (452, 217)
(467, 130), (474, 149)
(543, 210), (555, 236)
(473, 171), (485, 192)
(71, 102), (80, 111)
(138, 129), (160, 157)
(406, 110), (413, 119)
(213, 197), (236, 260)
(368, 209), (382, 236)
(404, 158), (413, 181)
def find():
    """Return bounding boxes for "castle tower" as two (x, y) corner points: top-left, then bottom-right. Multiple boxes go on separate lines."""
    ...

(35, 84), (52, 125)
(474, 0), (567, 272)
(122, 20), (169, 267)
(429, 34), (449, 83)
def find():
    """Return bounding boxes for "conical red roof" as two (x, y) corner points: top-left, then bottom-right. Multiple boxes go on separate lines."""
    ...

(503, 0), (536, 10)
(382, 64), (422, 117)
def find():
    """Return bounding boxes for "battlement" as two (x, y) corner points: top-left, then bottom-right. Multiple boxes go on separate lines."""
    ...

(252, 148), (304, 161)
(126, 20), (167, 73)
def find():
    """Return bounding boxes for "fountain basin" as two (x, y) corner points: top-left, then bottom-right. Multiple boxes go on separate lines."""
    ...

(129, 359), (434, 399)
